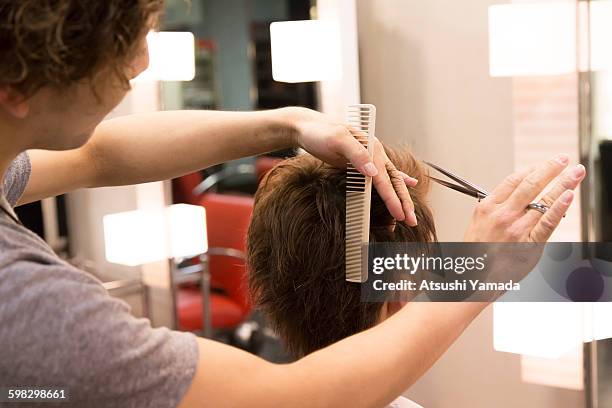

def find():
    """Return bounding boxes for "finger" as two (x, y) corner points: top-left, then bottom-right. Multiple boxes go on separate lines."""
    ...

(372, 159), (406, 221)
(397, 171), (419, 187)
(529, 190), (574, 242)
(337, 127), (378, 177)
(386, 162), (417, 226)
(505, 154), (569, 212)
(369, 140), (409, 221)
(488, 165), (536, 204)
(521, 164), (585, 228)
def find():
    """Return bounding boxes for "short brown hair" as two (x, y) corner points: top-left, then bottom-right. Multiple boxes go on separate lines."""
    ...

(247, 147), (437, 357)
(0, 0), (163, 98)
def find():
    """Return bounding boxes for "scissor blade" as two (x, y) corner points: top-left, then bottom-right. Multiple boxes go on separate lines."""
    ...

(424, 161), (489, 197)
(427, 176), (484, 199)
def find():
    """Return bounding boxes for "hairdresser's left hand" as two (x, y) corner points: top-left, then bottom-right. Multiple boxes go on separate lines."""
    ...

(464, 155), (585, 243)
(282, 106), (419, 225)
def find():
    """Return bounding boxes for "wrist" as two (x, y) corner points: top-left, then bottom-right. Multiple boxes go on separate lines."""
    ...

(267, 107), (303, 149)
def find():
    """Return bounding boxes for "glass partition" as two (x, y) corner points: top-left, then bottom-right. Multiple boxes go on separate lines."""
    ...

(587, 1), (612, 406)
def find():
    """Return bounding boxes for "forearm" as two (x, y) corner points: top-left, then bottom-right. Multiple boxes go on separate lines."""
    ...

(182, 302), (486, 408)
(288, 301), (485, 407)
(87, 109), (297, 188)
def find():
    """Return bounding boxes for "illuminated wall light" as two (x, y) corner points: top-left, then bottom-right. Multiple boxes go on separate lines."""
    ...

(494, 302), (612, 357)
(167, 204), (207, 261)
(590, 1), (612, 72)
(493, 302), (612, 389)
(488, 1), (612, 77)
(270, 20), (343, 83)
(133, 31), (196, 82)
(582, 302), (612, 342)
(493, 303), (584, 359)
(103, 204), (207, 266)
(488, 2), (577, 77)
(103, 209), (165, 266)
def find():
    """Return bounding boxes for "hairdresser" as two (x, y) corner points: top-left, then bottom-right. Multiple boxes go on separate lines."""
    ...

(0, 2), (584, 407)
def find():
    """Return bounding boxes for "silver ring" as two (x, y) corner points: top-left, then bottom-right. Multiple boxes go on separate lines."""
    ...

(527, 202), (549, 214)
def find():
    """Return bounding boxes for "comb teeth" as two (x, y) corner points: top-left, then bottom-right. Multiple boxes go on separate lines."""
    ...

(346, 104), (376, 283)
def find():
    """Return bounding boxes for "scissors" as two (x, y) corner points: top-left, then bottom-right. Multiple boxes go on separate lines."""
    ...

(424, 161), (550, 215)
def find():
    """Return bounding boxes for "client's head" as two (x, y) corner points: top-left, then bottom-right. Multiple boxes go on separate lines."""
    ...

(247, 146), (436, 357)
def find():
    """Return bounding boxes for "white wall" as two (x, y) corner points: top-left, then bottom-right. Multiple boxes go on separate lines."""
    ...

(356, 0), (584, 406)
(357, 0), (514, 240)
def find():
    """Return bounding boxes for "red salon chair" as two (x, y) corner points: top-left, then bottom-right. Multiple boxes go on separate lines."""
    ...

(172, 156), (283, 204)
(171, 156), (282, 350)
(176, 193), (253, 334)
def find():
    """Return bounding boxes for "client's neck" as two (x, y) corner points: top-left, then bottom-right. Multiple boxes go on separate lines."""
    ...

(0, 120), (27, 186)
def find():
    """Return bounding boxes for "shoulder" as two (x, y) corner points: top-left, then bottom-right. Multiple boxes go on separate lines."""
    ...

(0, 246), (111, 318)
(0, 247), (199, 407)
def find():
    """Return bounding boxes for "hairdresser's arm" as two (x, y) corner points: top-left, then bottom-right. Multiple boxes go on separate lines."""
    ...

(178, 301), (484, 408)
(20, 108), (416, 223)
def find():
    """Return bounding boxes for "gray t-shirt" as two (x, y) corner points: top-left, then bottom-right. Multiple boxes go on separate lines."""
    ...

(0, 153), (198, 407)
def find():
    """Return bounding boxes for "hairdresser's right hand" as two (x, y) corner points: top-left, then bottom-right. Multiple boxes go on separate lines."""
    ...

(281, 106), (419, 225)
(463, 155), (586, 243)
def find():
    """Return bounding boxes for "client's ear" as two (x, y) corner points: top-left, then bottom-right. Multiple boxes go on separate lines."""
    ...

(386, 301), (405, 317)
(0, 86), (29, 119)
(380, 301), (406, 322)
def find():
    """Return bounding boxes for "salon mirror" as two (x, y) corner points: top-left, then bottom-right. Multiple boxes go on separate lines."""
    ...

(160, 0), (316, 197)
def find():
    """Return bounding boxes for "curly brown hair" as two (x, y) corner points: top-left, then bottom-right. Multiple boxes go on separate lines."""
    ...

(247, 147), (437, 357)
(0, 0), (163, 98)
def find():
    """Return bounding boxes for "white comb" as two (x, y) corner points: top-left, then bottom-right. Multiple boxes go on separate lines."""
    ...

(345, 104), (376, 283)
